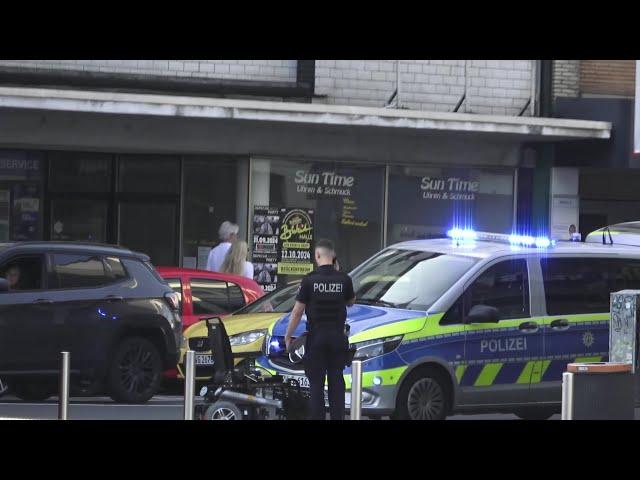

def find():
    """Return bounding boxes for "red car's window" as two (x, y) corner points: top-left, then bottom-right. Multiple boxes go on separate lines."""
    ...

(164, 277), (183, 313)
(191, 278), (229, 315)
(228, 282), (246, 312)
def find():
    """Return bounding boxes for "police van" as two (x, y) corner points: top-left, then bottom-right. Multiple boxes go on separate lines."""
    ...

(257, 227), (640, 420)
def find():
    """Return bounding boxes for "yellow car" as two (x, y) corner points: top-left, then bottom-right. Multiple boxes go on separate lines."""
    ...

(177, 282), (299, 380)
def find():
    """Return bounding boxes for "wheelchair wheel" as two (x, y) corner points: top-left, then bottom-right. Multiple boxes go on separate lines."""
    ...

(204, 401), (244, 420)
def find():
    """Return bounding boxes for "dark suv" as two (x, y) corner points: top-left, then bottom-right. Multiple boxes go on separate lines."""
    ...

(0, 242), (182, 403)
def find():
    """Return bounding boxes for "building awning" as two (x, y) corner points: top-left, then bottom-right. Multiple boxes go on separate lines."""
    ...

(0, 86), (611, 142)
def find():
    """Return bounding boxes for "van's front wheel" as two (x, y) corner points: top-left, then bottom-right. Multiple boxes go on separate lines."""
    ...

(394, 367), (451, 420)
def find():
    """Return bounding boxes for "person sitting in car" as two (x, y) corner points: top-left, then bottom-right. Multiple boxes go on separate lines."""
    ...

(5, 266), (22, 290)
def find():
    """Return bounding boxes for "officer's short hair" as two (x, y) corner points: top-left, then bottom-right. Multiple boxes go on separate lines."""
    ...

(315, 239), (335, 258)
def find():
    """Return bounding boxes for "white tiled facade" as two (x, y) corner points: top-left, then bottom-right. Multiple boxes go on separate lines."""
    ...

(314, 60), (535, 116)
(552, 60), (580, 98)
(0, 59), (537, 116)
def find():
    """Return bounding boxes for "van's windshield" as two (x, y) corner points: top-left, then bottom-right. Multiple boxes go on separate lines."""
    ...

(351, 248), (478, 312)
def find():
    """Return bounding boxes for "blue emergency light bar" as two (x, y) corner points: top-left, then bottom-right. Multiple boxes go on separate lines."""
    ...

(446, 228), (555, 248)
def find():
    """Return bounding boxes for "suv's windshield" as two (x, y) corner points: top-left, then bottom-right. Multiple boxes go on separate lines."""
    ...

(351, 248), (478, 311)
(232, 283), (300, 315)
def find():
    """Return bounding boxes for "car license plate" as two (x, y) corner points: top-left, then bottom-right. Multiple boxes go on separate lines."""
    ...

(195, 354), (214, 366)
(282, 374), (310, 388)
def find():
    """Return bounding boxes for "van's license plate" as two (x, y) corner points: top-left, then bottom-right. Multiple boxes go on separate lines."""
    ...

(195, 354), (214, 366)
(282, 374), (310, 388)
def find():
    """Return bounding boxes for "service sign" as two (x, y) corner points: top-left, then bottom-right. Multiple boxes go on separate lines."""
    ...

(277, 208), (314, 276)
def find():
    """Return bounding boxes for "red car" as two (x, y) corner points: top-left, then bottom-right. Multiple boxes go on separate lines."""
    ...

(156, 267), (264, 330)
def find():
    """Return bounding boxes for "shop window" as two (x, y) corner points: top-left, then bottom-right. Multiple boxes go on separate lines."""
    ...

(387, 165), (514, 245)
(250, 158), (384, 274)
(48, 152), (112, 193)
(118, 155), (180, 194)
(182, 157), (245, 267)
(118, 201), (177, 266)
(51, 199), (108, 242)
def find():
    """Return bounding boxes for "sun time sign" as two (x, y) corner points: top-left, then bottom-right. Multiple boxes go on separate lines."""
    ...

(420, 176), (479, 201)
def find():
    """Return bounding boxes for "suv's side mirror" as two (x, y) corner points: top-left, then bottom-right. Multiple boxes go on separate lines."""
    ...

(466, 304), (500, 324)
(0, 278), (8, 293)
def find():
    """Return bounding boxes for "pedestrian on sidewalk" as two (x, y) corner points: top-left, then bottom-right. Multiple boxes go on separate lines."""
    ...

(206, 221), (239, 272)
(220, 240), (254, 280)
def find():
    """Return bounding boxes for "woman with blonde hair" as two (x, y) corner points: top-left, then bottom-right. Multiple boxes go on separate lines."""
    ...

(220, 240), (254, 279)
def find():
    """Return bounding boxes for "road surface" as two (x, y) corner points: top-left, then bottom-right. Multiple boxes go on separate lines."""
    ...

(0, 395), (569, 420)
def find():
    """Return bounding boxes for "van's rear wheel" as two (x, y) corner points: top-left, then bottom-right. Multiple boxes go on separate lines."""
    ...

(108, 337), (163, 404)
(394, 367), (451, 420)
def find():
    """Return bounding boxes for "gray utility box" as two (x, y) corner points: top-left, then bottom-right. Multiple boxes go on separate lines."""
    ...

(563, 363), (634, 420)
(610, 290), (640, 401)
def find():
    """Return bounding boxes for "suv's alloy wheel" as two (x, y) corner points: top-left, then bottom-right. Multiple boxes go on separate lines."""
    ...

(108, 337), (162, 404)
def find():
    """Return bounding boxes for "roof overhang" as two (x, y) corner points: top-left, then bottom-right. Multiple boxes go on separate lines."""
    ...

(0, 86), (611, 142)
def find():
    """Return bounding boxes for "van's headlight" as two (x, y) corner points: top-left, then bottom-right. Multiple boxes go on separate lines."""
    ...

(352, 335), (403, 360)
(229, 330), (267, 346)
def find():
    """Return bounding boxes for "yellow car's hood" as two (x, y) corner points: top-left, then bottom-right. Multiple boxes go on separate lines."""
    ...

(183, 312), (285, 340)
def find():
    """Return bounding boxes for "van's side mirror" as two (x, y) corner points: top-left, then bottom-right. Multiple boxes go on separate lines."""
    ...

(466, 304), (500, 324)
(0, 278), (8, 293)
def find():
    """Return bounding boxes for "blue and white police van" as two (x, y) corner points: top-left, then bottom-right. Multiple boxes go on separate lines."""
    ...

(257, 227), (640, 420)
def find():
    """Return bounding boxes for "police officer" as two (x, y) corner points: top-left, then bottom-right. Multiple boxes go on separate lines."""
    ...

(285, 239), (355, 420)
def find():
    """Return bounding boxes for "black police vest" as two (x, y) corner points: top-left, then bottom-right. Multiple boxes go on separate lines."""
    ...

(304, 266), (350, 329)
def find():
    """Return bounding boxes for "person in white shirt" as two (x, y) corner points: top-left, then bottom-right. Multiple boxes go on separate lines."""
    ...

(206, 221), (239, 272)
(220, 240), (254, 279)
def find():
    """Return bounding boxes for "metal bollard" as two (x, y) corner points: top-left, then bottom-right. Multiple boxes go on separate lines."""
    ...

(350, 360), (363, 420)
(183, 350), (195, 420)
(58, 351), (70, 420)
(561, 371), (574, 420)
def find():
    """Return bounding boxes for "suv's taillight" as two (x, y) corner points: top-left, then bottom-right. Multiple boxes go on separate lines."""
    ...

(164, 291), (180, 312)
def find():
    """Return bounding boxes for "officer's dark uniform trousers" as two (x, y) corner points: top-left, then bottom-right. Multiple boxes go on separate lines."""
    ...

(305, 324), (349, 420)
(296, 264), (354, 420)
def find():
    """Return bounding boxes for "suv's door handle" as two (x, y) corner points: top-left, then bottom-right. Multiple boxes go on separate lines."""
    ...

(550, 318), (570, 330)
(33, 298), (53, 305)
(104, 295), (124, 302)
(519, 321), (539, 332)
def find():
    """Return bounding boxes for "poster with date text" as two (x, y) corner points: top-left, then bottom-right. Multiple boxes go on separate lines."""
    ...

(251, 206), (281, 293)
(277, 208), (314, 279)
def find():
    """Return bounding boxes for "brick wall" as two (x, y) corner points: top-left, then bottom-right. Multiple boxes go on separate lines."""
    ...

(581, 60), (636, 97)
(553, 60), (637, 98)
(315, 60), (535, 116)
(0, 60), (298, 83)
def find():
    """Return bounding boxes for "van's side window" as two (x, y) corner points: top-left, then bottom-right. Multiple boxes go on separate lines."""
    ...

(441, 259), (529, 324)
(543, 257), (640, 315)
(541, 258), (611, 315)
(466, 259), (529, 320)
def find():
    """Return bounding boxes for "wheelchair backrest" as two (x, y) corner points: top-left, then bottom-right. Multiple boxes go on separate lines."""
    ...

(205, 316), (234, 376)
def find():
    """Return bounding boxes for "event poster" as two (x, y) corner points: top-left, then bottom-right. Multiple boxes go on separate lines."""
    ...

(277, 208), (314, 277)
(252, 206), (315, 292)
(252, 206), (281, 292)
